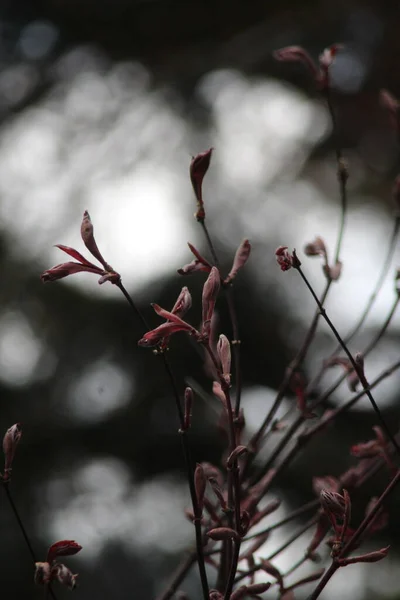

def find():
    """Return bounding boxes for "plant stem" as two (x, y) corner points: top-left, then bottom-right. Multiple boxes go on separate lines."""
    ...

(3, 483), (58, 600)
(163, 356), (210, 600)
(199, 220), (243, 414)
(251, 358), (400, 498)
(307, 469), (400, 600)
(235, 518), (316, 584)
(117, 283), (209, 600)
(155, 552), (196, 600)
(204, 342), (242, 596)
(295, 263), (400, 457)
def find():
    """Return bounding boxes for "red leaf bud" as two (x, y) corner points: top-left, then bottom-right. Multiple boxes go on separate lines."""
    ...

(323, 260), (342, 282)
(209, 591), (223, 600)
(273, 46), (320, 83)
(138, 321), (196, 348)
(201, 267), (220, 336)
(178, 260), (211, 275)
(320, 489), (345, 517)
(194, 463), (207, 516)
(34, 562), (51, 586)
(55, 244), (98, 267)
(275, 246), (293, 271)
(225, 239), (251, 284)
(217, 334), (231, 385)
(226, 445), (248, 469)
(190, 148), (213, 221)
(246, 582), (272, 595)
(171, 287), (192, 317)
(47, 540), (82, 564)
(230, 586), (248, 600)
(338, 546), (390, 566)
(53, 563), (79, 590)
(177, 243), (212, 275)
(3, 423), (22, 481)
(151, 303), (192, 327)
(260, 560), (283, 589)
(206, 527), (240, 541)
(304, 236), (327, 258)
(212, 381), (227, 409)
(41, 261), (104, 283)
(312, 476), (339, 496)
(80, 210), (109, 270)
(350, 440), (380, 459)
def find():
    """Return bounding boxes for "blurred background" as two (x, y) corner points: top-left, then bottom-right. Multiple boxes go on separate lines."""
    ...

(2, 0), (400, 598)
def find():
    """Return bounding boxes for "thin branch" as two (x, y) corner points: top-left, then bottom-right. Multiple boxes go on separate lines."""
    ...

(3, 483), (58, 600)
(296, 262), (400, 457)
(307, 469), (400, 600)
(117, 284), (209, 600)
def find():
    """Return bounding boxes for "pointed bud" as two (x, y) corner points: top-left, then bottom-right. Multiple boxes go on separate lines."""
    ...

(194, 464), (207, 516)
(225, 239), (251, 284)
(246, 582), (272, 595)
(312, 476), (339, 496)
(212, 381), (227, 409)
(3, 423), (22, 482)
(260, 560), (283, 589)
(47, 540), (82, 564)
(350, 439), (380, 459)
(202, 267), (220, 337)
(41, 261), (104, 282)
(304, 236), (327, 259)
(171, 287), (192, 317)
(273, 46), (320, 84)
(80, 210), (110, 270)
(217, 334), (231, 385)
(338, 546), (390, 566)
(34, 562), (51, 586)
(320, 490), (345, 517)
(190, 149), (213, 221)
(323, 260), (343, 282)
(138, 321), (196, 348)
(53, 563), (79, 590)
(275, 246), (301, 271)
(206, 527), (240, 541)
(230, 586), (248, 600)
(226, 445), (248, 469)
(178, 243), (212, 275)
(178, 259), (212, 275)
(209, 591), (223, 600)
